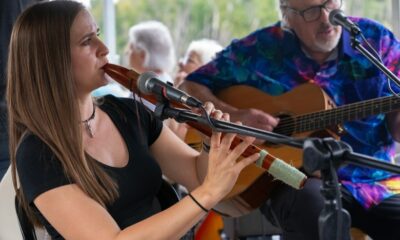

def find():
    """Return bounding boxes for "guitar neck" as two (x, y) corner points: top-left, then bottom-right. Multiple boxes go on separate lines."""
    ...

(294, 95), (400, 133)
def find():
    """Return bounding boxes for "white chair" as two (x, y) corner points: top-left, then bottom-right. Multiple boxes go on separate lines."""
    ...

(0, 167), (48, 240)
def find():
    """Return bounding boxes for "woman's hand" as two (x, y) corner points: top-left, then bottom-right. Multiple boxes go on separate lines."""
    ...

(200, 102), (260, 201)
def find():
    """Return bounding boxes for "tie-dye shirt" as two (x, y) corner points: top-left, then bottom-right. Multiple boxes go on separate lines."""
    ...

(186, 18), (400, 209)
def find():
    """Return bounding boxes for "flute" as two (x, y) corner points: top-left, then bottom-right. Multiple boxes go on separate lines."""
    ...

(103, 63), (307, 191)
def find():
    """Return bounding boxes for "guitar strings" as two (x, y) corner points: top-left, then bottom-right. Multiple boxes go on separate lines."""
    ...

(273, 95), (398, 135)
(277, 96), (395, 133)
(277, 99), (391, 133)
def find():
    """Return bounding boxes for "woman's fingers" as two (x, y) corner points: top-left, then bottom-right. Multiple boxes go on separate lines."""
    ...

(218, 120), (241, 153)
(210, 131), (220, 150)
(229, 136), (255, 158)
(204, 110), (259, 197)
(203, 102), (214, 115)
(235, 152), (260, 172)
(211, 109), (223, 147)
(226, 137), (258, 176)
(206, 102), (231, 149)
(205, 102), (255, 169)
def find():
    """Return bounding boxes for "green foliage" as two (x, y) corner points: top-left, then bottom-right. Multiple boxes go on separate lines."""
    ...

(344, 0), (393, 28)
(89, 0), (394, 62)
(90, 0), (280, 60)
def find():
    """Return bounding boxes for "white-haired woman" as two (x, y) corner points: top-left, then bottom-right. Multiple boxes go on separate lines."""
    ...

(175, 39), (223, 87)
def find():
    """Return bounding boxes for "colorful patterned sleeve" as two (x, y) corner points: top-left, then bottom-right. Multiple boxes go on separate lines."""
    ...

(186, 22), (284, 94)
(355, 17), (400, 96)
(185, 38), (253, 93)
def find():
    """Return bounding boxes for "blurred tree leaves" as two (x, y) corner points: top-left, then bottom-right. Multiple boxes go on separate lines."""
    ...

(345, 0), (393, 27)
(91, 0), (279, 60)
(90, 0), (394, 62)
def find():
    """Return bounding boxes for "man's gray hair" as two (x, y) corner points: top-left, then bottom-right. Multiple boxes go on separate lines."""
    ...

(278, 0), (290, 30)
(279, 0), (289, 6)
(128, 20), (176, 72)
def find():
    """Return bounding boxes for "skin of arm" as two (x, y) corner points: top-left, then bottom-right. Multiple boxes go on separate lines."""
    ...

(34, 183), (210, 240)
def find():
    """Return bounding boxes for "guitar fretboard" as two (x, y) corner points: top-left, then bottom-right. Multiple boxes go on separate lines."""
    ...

(280, 95), (400, 134)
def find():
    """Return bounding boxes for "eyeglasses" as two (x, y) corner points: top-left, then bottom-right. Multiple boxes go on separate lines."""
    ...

(282, 0), (343, 22)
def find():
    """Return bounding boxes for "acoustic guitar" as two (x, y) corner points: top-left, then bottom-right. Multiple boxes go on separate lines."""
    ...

(185, 82), (400, 216)
(216, 83), (400, 168)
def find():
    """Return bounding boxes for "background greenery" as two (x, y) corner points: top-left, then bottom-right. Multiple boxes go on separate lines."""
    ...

(89, 0), (393, 63)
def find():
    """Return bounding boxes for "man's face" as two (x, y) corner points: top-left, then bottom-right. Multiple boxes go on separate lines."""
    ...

(283, 0), (342, 55)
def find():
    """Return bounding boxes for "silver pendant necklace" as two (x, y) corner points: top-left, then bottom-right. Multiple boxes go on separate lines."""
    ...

(82, 103), (96, 138)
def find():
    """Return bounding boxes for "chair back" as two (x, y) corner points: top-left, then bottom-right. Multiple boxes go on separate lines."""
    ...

(15, 194), (38, 240)
(0, 167), (47, 240)
(0, 167), (24, 240)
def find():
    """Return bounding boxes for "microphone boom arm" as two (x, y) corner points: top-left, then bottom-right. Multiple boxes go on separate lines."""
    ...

(157, 102), (304, 148)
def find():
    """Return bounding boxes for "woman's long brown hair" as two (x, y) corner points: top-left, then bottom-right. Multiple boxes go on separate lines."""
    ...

(7, 1), (117, 224)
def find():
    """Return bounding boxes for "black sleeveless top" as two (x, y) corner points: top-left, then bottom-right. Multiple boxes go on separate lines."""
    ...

(16, 95), (163, 239)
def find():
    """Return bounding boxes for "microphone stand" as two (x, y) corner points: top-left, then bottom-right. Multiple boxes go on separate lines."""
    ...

(154, 100), (303, 148)
(150, 75), (400, 240)
(303, 136), (400, 240)
(303, 138), (351, 240)
(150, 80), (303, 148)
(301, 26), (400, 240)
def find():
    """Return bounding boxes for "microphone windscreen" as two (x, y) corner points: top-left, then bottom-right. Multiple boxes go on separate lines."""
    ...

(329, 9), (344, 26)
(137, 71), (159, 94)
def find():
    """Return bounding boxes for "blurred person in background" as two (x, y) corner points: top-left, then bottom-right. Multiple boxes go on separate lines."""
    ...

(126, 20), (176, 84)
(171, 38), (224, 142)
(175, 38), (223, 87)
(93, 20), (176, 98)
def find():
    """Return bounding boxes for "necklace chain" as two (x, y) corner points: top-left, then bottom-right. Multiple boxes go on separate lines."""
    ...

(81, 102), (96, 138)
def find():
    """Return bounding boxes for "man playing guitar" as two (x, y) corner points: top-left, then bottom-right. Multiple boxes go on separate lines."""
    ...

(180, 0), (400, 239)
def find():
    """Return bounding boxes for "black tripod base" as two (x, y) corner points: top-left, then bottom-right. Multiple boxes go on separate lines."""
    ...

(319, 207), (351, 240)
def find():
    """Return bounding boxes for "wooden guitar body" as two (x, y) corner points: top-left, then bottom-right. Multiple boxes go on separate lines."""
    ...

(185, 81), (400, 216)
(217, 83), (340, 168)
(185, 83), (341, 216)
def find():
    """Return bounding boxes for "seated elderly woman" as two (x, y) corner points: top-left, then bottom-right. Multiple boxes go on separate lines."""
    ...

(175, 38), (223, 87)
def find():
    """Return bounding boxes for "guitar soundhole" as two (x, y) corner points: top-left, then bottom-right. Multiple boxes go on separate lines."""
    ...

(273, 114), (295, 136)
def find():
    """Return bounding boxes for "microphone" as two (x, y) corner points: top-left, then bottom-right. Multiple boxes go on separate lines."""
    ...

(329, 9), (361, 35)
(137, 71), (203, 107)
